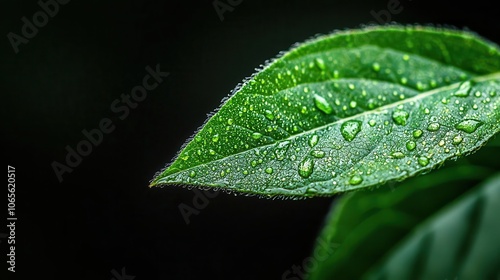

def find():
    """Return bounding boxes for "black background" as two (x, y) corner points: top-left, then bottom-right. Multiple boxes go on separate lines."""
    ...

(1, 0), (499, 279)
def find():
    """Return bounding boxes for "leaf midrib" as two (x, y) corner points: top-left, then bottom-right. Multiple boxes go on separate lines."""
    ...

(302, 71), (500, 190)
(154, 71), (500, 184)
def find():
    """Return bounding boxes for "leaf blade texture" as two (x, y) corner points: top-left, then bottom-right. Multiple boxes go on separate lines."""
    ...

(151, 26), (500, 197)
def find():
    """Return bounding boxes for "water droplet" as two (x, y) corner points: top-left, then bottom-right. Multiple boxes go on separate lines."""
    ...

(313, 94), (333, 114)
(298, 158), (314, 178)
(341, 120), (362, 142)
(474, 91), (482, 97)
(264, 110), (275, 120)
(349, 175), (363, 185)
(400, 77), (408, 84)
(424, 108), (430, 114)
(265, 167), (273, 174)
(349, 101), (357, 108)
(452, 135), (463, 145)
(490, 91), (497, 97)
(413, 129), (423, 138)
(403, 54), (410, 61)
(212, 134), (220, 142)
(406, 141), (416, 151)
(454, 80), (473, 97)
(438, 140), (445, 147)
(372, 62), (381, 72)
(418, 156), (430, 167)
(301, 106), (308, 114)
(390, 152), (405, 159)
(243, 170), (249, 175)
(309, 134), (319, 147)
(275, 141), (290, 161)
(427, 123), (440, 131)
(311, 150), (325, 158)
(455, 119), (483, 133)
(367, 99), (376, 109)
(220, 170), (226, 177)
(392, 110), (410, 126)
(368, 120), (376, 127)
(315, 58), (326, 70)
(305, 187), (318, 195)
(348, 84), (355, 90)
(209, 149), (216, 155)
(227, 118), (234, 125)
(189, 171), (196, 178)
(251, 160), (257, 167)
(303, 87), (309, 93)
(252, 132), (263, 140)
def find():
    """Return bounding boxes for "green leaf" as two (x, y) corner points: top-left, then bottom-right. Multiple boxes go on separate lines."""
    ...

(151, 26), (500, 197)
(367, 173), (500, 279)
(306, 166), (498, 280)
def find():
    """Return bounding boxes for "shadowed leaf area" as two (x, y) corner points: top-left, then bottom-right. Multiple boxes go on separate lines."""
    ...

(307, 164), (500, 279)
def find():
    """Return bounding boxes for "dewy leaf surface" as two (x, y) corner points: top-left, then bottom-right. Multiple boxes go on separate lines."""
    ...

(151, 26), (500, 197)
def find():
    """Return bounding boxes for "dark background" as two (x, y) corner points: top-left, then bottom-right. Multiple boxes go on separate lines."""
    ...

(1, 0), (499, 279)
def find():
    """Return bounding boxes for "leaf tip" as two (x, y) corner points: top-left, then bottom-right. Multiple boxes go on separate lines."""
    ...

(149, 175), (163, 188)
